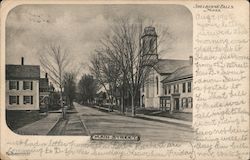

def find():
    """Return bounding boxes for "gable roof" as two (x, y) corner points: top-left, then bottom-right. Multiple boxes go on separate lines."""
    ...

(153, 59), (190, 74)
(6, 64), (40, 80)
(161, 65), (193, 83)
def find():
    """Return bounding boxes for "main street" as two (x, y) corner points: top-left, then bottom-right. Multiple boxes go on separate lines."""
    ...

(74, 103), (194, 142)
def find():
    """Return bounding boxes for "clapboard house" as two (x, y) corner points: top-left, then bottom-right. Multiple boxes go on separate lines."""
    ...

(161, 60), (193, 112)
(6, 57), (40, 110)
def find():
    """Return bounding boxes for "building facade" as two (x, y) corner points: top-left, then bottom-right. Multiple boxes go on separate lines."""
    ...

(161, 65), (193, 113)
(141, 59), (190, 109)
(140, 26), (193, 112)
(6, 57), (40, 110)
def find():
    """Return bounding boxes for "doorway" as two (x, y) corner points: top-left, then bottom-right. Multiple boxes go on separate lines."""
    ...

(141, 95), (145, 107)
(174, 98), (179, 110)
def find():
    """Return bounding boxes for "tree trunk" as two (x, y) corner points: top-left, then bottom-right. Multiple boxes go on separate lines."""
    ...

(131, 95), (135, 117)
(60, 87), (65, 119)
(120, 89), (124, 114)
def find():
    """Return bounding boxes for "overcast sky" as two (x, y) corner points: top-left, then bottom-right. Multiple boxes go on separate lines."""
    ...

(6, 4), (192, 75)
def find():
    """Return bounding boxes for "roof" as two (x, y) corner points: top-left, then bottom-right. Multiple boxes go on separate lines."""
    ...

(6, 64), (40, 80)
(162, 65), (193, 83)
(153, 59), (190, 74)
(39, 78), (49, 89)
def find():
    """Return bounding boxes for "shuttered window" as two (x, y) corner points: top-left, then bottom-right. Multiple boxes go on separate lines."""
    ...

(9, 96), (19, 105)
(182, 83), (186, 93)
(174, 84), (179, 93)
(23, 81), (33, 90)
(168, 85), (171, 94)
(9, 81), (19, 90)
(23, 96), (33, 104)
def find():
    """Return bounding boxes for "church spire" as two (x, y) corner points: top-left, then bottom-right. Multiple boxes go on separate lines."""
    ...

(141, 26), (158, 56)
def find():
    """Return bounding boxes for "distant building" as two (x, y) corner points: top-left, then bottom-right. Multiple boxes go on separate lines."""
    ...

(39, 73), (52, 107)
(140, 26), (193, 112)
(95, 91), (108, 105)
(6, 57), (40, 110)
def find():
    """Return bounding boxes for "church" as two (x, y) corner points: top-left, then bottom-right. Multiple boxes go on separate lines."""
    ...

(140, 26), (193, 113)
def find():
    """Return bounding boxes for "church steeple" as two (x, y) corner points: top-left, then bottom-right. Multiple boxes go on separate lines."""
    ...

(140, 26), (158, 67)
(141, 26), (157, 55)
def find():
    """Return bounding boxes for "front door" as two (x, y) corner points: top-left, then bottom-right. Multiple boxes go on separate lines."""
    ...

(141, 95), (145, 107)
(174, 98), (179, 110)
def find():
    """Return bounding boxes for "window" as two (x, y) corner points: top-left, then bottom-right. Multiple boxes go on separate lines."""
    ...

(23, 96), (33, 104)
(174, 84), (179, 93)
(149, 38), (157, 54)
(142, 82), (145, 92)
(188, 97), (193, 108)
(156, 76), (159, 95)
(168, 85), (171, 94)
(9, 96), (19, 105)
(146, 83), (149, 98)
(182, 98), (187, 108)
(188, 82), (192, 92)
(164, 86), (167, 95)
(9, 81), (19, 90)
(149, 39), (154, 53)
(182, 83), (186, 93)
(160, 99), (164, 108)
(141, 95), (145, 107)
(166, 99), (170, 108)
(160, 98), (170, 111)
(23, 81), (33, 90)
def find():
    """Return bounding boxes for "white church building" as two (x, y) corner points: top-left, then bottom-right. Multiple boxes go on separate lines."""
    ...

(140, 26), (193, 112)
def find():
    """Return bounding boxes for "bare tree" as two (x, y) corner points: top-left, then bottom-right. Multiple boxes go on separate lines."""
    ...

(89, 52), (121, 108)
(90, 17), (172, 116)
(39, 43), (71, 119)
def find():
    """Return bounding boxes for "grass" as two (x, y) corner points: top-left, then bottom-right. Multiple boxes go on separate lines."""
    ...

(133, 107), (192, 122)
(6, 110), (47, 131)
(135, 108), (159, 114)
(146, 111), (192, 122)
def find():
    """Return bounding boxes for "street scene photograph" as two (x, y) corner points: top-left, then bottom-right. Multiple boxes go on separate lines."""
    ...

(5, 4), (193, 142)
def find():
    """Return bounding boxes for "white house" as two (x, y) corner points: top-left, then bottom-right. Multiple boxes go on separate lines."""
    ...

(6, 57), (40, 110)
(161, 63), (193, 113)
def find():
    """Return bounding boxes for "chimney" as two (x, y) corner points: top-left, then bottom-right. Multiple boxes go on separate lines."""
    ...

(189, 56), (193, 65)
(21, 57), (24, 65)
(45, 73), (48, 78)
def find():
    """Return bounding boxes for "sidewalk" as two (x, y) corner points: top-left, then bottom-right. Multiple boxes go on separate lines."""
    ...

(135, 114), (192, 126)
(15, 113), (61, 135)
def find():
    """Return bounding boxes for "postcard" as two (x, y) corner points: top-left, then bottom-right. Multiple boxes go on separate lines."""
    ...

(0, 0), (249, 160)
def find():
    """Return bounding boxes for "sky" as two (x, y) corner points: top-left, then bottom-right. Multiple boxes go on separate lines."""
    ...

(6, 4), (192, 76)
